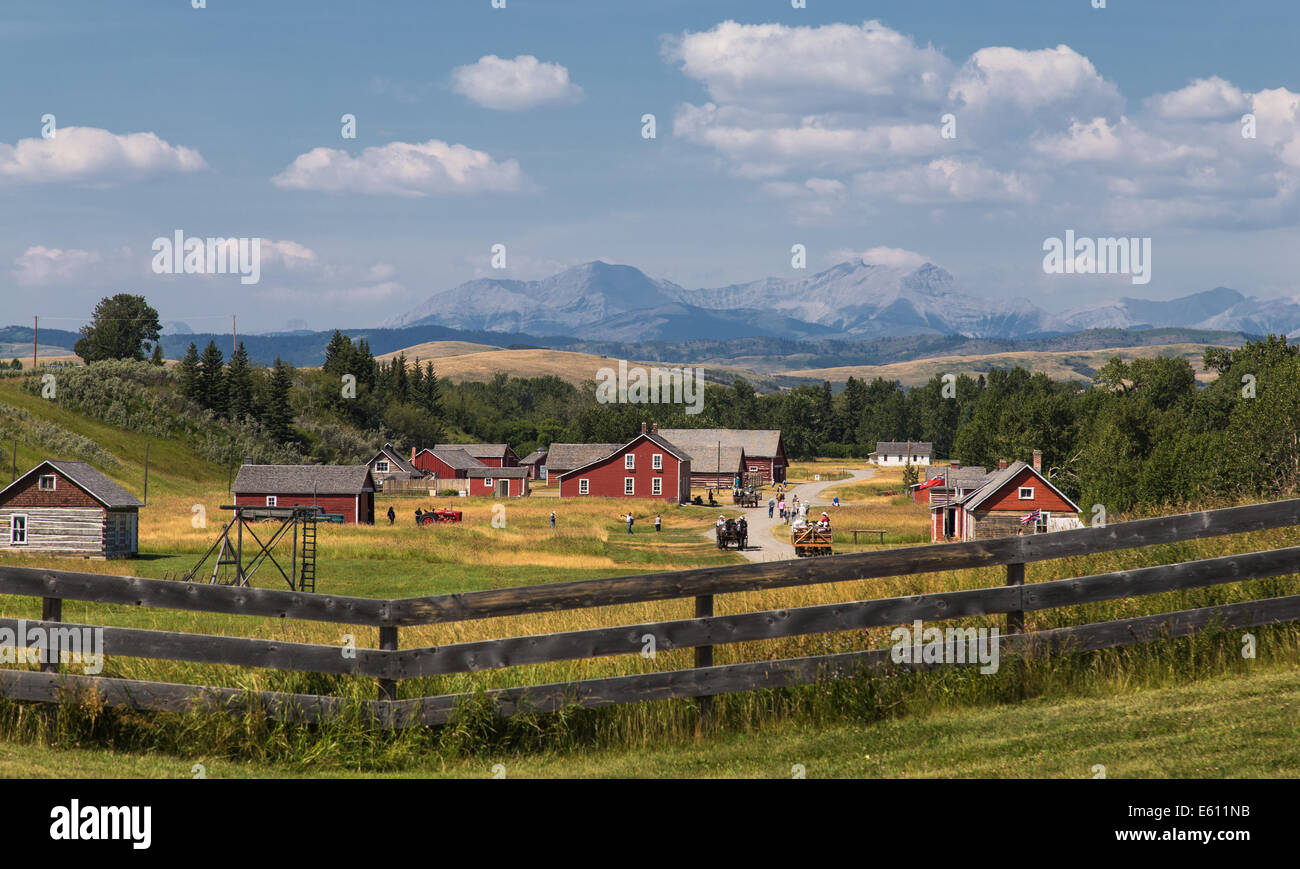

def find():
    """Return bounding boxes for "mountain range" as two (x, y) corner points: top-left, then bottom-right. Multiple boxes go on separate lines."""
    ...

(385, 259), (1300, 341)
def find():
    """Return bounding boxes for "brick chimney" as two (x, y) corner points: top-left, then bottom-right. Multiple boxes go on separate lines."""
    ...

(641, 421), (648, 434)
(1032, 450), (1042, 473)
(411, 446), (417, 463)
(998, 459), (1007, 470)
(949, 460), (960, 469)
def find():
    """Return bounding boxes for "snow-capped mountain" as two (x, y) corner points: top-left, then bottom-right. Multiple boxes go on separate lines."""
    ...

(388, 259), (1062, 340)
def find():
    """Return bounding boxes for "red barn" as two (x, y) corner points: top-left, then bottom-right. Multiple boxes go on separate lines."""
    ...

(432, 443), (518, 468)
(544, 443), (624, 485)
(233, 465), (376, 524)
(466, 467), (530, 497)
(557, 429), (691, 502)
(414, 448), (486, 479)
(930, 457), (1080, 542)
(657, 428), (787, 484)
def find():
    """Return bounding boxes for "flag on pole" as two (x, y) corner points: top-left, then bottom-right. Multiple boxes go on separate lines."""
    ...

(1020, 509), (1041, 525)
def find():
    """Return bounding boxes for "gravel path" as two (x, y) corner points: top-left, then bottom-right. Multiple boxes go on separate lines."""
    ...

(700, 467), (876, 563)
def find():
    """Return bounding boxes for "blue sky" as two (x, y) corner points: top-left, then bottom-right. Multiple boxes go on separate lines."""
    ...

(4, 0), (1300, 333)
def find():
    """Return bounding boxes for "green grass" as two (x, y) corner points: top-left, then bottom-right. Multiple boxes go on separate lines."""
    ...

(3, 662), (1296, 778)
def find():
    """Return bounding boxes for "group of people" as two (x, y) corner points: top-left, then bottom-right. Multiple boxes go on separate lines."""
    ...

(770, 494), (802, 522)
(618, 512), (662, 534)
(715, 514), (749, 549)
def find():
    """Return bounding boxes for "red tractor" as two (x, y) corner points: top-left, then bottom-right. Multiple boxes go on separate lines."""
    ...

(418, 508), (462, 525)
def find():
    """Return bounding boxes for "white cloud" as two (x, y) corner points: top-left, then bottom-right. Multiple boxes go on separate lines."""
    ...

(0, 126), (205, 184)
(13, 245), (105, 285)
(1148, 76), (1247, 120)
(451, 55), (583, 110)
(271, 139), (528, 196)
(1034, 116), (1217, 166)
(948, 45), (1120, 116)
(860, 246), (930, 270)
(854, 158), (1033, 205)
(665, 20), (952, 113)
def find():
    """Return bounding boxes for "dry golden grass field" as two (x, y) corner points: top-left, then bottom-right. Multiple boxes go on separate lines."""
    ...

(786, 342), (1230, 386)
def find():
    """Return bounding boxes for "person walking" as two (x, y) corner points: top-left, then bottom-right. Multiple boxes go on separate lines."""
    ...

(626, 512), (635, 534)
(768, 498), (775, 518)
(549, 510), (556, 529)
(654, 514), (662, 532)
(386, 506), (395, 525)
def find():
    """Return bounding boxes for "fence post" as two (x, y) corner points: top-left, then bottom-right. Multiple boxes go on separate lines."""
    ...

(694, 594), (714, 735)
(1006, 562), (1025, 635)
(40, 597), (61, 674)
(378, 625), (398, 702)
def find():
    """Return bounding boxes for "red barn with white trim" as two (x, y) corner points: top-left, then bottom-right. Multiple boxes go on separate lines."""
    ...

(557, 430), (690, 502)
(233, 465), (376, 524)
(930, 459), (1080, 542)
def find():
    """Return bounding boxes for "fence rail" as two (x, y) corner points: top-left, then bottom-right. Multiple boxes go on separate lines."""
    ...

(1, 498), (1299, 727)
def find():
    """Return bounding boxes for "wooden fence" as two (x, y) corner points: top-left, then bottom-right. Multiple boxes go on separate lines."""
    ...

(2, 498), (1300, 727)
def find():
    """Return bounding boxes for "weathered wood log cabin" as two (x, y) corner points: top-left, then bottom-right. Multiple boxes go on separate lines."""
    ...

(0, 460), (144, 558)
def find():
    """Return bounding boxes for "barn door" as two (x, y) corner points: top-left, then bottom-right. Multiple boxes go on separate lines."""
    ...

(496, 480), (509, 497)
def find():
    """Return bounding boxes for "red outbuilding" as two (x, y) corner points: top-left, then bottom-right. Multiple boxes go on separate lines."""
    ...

(466, 467), (531, 497)
(929, 456), (1080, 542)
(233, 465), (376, 524)
(432, 443), (518, 468)
(556, 427), (691, 502)
(414, 447), (486, 479)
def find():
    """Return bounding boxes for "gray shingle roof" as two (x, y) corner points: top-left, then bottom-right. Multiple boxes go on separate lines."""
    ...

(957, 461), (1080, 513)
(44, 461), (143, 508)
(686, 445), (744, 474)
(657, 429), (783, 459)
(467, 467), (529, 479)
(372, 443), (420, 476)
(433, 443), (512, 460)
(233, 464), (374, 495)
(875, 441), (933, 456)
(546, 443), (624, 472)
(420, 448), (486, 471)
(519, 449), (547, 465)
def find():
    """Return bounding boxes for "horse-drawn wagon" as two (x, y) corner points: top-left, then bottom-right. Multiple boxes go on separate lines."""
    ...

(715, 517), (748, 550)
(791, 525), (833, 557)
(733, 487), (761, 508)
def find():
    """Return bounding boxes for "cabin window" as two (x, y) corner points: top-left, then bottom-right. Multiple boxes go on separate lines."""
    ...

(10, 514), (27, 545)
(579, 479), (589, 495)
(38, 475), (56, 492)
(1018, 487), (1034, 500)
(625, 454), (635, 470)
(375, 461), (390, 473)
(652, 478), (662, 496)
(266, 496), (277, 507)
(1036, 512), (1049, 534)
(624, 477), (635, 495)
(748, 465), (759, 472)
(652, 453), (663, 470)
(484, 478), (493, 487)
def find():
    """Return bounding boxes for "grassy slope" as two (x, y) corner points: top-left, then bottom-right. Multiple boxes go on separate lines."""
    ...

(3, 663), (1296, 778)
(787, 343), (1227, 387)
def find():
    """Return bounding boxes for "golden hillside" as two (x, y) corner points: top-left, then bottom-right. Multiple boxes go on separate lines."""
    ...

(787, 343), (1231, 386)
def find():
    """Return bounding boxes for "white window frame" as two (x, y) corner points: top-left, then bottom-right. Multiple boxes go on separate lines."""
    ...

(652, 477), (662, 496)
(1018, 487), (1034, 500)
(375, 460), (390, 473)
(624, 477), (635, 496)
(38, 475), (56, 492)
(1035, 511), (1049, 534)
(266, 496), (277, 507)
(652, 453), (662, 470)
(625, 454), (636, 470)
(748, 465), (759, 472)
(578, 479), (589, 495)
(484, 477), (493, 487)
(10, 514), (28, 545)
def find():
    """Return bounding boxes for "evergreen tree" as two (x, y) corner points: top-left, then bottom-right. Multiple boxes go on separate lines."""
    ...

(150, 343), (164, 366)
(263, 358), (295, 443)
(199, 341), (227, 414)
(421, 361), (443, 418)
(179, 343), (202, 402)
(226, 342), (255, 421)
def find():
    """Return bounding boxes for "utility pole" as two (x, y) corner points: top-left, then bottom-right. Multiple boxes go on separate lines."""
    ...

(32, 316), (37, 369)
(143, 442), (150, 506)
(232, 314), (237, 357)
